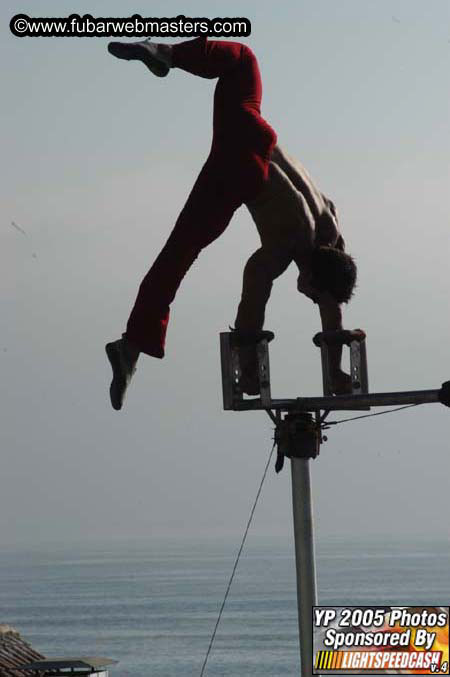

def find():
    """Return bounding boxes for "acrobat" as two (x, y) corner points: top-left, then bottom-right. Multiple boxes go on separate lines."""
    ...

(105, 37), (357, 409)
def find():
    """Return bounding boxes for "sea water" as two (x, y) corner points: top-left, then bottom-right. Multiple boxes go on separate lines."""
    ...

(1, 537), (449, 676)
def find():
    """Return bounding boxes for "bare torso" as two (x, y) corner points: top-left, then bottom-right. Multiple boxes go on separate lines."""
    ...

(245, 144), (344, 265)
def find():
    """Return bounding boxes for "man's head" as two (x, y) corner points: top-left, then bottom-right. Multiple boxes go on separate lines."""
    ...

(297, 246), (357, 304)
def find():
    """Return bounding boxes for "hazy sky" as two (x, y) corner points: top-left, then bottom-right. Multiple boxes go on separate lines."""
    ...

(1, 0), (449, 548)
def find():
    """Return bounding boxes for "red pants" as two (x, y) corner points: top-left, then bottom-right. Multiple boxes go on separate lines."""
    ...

(125, 37), (277, 357)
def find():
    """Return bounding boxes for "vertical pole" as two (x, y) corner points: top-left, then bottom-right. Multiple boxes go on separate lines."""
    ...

(279, 414), (320, 677)
(291, 457), (318, 677)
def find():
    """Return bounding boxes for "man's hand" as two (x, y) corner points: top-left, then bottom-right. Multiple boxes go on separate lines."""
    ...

(330, 369), (353, 395)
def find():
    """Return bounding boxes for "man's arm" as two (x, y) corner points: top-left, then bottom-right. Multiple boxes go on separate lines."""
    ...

(318, 298), (352, 395)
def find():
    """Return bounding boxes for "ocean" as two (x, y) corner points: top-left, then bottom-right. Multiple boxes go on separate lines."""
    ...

(1, 537), (449, 676)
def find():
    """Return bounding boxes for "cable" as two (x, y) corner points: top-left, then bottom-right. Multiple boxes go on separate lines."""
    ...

(325, 403), (419, 427)
(199, 441), (277, 676)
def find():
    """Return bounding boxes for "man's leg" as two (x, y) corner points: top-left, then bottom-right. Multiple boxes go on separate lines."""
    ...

(234, 247), (293, 394)
(106, 38), (276, 409)
(109, 36), (263, 105)
(108, 36), (248, 80)
(125, 160), (240, 357)
(106, 160), (240, 409)
(108, 36), (276, 178)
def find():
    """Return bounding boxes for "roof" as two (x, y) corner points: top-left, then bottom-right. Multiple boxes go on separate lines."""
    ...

(20, 657), (118, 671)
(0, 625), (45, 677)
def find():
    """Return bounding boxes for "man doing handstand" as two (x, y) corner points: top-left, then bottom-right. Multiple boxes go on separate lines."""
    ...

(106, 37), (357, 409)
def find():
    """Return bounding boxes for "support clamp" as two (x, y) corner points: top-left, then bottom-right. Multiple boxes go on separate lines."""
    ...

(274, 413), (321, 473)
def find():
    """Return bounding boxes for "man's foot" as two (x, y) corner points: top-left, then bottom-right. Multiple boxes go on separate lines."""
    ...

(105, 338), (139, 410)
(107, 40), (170, 77)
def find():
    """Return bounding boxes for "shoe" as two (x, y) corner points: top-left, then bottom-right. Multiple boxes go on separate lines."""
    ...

(105, 338), (138, 410)
(107, 40), (170, 77)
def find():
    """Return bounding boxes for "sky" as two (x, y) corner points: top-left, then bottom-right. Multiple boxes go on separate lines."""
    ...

(1, 0), (450, 549)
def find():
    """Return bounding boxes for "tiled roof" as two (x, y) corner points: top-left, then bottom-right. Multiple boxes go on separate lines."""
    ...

(0, 625), (44, 677)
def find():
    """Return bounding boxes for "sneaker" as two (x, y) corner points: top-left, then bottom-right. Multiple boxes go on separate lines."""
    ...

(107, 40), (170, 77)
(105, 338), (138, 410)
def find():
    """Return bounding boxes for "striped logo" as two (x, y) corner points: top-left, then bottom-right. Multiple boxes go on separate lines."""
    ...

(315, 650), (344, 670)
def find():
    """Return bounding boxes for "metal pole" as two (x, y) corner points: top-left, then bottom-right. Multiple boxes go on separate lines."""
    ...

(232, 387), (443, 412)
(291, 457), (318, 677)
(277, 413), (320, 677)
(293, 388), (441, 410)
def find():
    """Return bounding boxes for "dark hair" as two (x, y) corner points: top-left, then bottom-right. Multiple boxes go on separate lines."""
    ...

(310, 246), (357, 303)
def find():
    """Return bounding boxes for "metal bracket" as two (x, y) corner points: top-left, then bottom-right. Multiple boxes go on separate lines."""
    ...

(349, 338), (369, 395)
(221, 328), (372, 412)
(314, 329), (370, 410)
(220, 331), (273, 410)
(274, 412), (321, 473)
(280, 414), (320, 460)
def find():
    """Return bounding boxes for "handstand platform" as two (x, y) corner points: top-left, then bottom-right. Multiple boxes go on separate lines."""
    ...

(220, 329), (450, 413)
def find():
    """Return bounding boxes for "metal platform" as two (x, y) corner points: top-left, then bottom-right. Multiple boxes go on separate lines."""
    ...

(220, 329), (448, 413)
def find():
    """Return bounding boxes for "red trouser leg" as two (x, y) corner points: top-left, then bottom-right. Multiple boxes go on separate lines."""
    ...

(125, 38), (277, 357)
(171, 37), (276, 163)
(125, 156), (242, 356)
